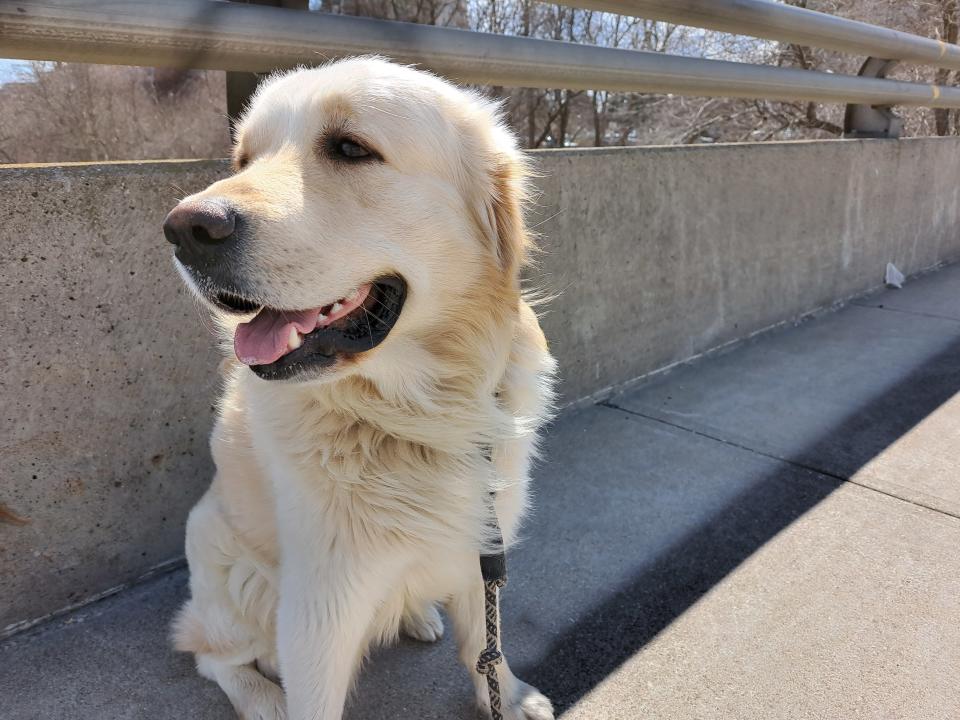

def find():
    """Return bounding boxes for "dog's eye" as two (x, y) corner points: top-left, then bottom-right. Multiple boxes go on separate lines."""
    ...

(339, 140), (369, 158)
(329, 137), (380, 162)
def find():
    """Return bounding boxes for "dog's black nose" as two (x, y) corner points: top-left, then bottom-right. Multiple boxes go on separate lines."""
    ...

(163, 197), (237, 249)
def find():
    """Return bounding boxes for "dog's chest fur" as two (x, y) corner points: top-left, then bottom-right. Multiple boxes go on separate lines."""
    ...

(239, 373), (496, 555)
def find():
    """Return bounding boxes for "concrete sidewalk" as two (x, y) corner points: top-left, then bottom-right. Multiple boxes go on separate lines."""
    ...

(3, 265), (959, 720)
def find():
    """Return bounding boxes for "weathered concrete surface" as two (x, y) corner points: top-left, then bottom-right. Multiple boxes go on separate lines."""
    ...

(852, 259), (960, 321)
(611, 267), (960, 519)
(0, 162), (229, 634)
(3, 138), (960, 634)
(532, 139), (960, 405)
(3, 270), (960, 718)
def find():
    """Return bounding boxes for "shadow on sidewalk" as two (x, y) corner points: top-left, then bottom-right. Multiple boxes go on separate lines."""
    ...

(521, 334), (960, 713)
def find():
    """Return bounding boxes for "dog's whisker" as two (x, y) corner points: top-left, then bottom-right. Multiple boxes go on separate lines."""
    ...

(360, 304), (376, 348)
(529, 209), (565, 230)
(368, 105), (412, 121)
(364, 292), (396, 318)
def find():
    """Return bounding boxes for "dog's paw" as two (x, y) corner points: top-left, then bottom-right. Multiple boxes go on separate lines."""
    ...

(235, 682), (287, 720)
(511, 681), (554, 720)
(401, 602), (444, 643)
(477, 678), (554, 720)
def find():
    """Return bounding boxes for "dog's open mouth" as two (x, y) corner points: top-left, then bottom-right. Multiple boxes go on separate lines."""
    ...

(216, 275), (406, 381)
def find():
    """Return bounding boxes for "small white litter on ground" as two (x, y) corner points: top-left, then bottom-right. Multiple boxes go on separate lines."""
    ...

(885, 262), (905, 289)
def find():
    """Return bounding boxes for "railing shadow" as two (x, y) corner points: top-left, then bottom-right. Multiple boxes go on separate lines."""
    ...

(517, 333), (960, 713)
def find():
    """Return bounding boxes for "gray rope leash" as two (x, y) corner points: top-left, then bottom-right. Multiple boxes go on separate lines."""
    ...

(478, 516), (508, 720)
(477, 439), (507, 720)
(477, 575), (506, 720)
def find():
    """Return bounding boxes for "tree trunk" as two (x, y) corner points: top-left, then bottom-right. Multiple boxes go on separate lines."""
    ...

(935, 0), (959, 135)
(593, 93), (603, 147)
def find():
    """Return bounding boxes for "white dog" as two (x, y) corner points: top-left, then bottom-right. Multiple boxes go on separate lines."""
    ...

(162, 57), (556, 720)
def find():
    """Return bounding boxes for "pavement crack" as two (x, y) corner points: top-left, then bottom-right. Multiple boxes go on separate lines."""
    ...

(850, 301), (960, 325)
(599, 400), (960, 522)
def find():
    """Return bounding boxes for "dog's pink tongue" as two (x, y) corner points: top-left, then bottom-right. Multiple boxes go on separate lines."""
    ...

(234, 308), (320, 366)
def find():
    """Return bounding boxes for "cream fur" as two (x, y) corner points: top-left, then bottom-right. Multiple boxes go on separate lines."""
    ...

(169, 57), (556, 720)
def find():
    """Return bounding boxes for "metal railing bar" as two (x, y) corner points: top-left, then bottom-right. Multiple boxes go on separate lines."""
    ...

(564, 0), (960, 72)
(3, 0), (960, 108)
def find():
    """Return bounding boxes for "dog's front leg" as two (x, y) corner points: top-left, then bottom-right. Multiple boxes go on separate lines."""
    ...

(449, 576), (555, 720)
(276, 539), (404, 720)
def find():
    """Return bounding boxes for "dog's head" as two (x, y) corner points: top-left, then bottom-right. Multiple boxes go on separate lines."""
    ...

(164, 57), (530, 387)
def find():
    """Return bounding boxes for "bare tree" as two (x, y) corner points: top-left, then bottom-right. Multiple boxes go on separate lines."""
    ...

(0, 63), (230, 163)
(2, 0), (959, 164)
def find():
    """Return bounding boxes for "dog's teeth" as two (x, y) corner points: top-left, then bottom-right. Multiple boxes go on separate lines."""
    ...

(331, 302), (343, 314)
(346, 288), (359, 300)
(317, 313), (327, 324)
(287, 327), (302, 351)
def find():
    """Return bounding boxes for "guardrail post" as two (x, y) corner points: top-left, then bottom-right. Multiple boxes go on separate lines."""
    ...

(225, 0), (310, 137)
(844, 57), (903, 138)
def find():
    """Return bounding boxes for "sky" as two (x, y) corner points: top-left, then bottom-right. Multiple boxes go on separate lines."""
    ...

(0, 59), (33, 85)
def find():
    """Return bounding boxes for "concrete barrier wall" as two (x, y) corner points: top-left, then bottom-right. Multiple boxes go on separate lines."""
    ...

(3, 138), (960, 634)
(2, 161), (227, 635)
(534, 139), (960, 406)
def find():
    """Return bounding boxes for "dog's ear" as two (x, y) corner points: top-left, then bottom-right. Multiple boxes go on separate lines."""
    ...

(462, 101), (532, 277)
(487, 150), (531, 277)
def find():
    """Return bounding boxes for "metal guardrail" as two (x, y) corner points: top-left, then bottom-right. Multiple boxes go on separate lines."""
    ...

(569, 0), (960, 73)
(1, 0), (959, 127)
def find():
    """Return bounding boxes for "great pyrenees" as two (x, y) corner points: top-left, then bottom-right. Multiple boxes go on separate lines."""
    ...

(162, 57), (556, 720)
